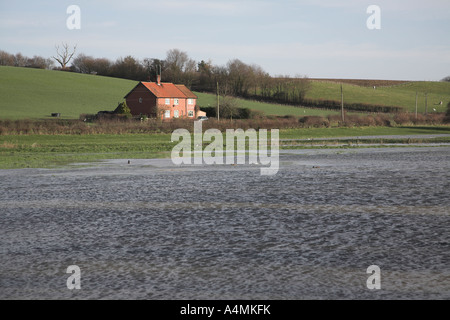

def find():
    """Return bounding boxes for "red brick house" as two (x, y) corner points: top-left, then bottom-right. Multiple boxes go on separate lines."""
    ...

(124, 75), (198, 119)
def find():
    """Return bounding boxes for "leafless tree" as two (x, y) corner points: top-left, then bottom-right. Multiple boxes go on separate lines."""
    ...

(112, 55), (146, 80)
(0, 50), (14, 66)
(26, 55), (54, 69)
(220, 96), (240, 120)
(165, 49), (197, 85)
(13, 53), (28, 67)
(71, 53), (95, 74)
(52, 43), (77, 69)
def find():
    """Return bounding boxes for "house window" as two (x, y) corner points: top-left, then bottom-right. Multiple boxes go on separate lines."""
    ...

(188, 110), (194, 117)
(188, 99), (194, 105)
(174, 99), (179, 106)
(164, 110), (171, 118)
(139, 98), (143, 104)
(165, 98), (170, 105)
(174, 110), (179, 118)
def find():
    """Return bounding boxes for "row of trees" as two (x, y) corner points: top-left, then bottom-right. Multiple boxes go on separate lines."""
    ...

(70, 48), (199, 85)
(1, 46), (311, 109)
(0, 50), (54, 69)
(7, 45), (433, 114)
(70, 48), (312, 103)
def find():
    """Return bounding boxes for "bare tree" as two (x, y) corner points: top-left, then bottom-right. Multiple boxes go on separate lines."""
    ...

(52, 43), (77, 69)
(165, 49), (196, 84)
(72, 53), (95, 74)
(13, 53), (28, 67)
(0, 50), (14, 66)
(220, 96), (239, 120)
(142, 58), (165, 81)
(26, 55), (54, 69)
(112, 55), (146, 80)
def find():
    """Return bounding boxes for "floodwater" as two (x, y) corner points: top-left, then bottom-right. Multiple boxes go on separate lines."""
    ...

(0, 147), (449, 300)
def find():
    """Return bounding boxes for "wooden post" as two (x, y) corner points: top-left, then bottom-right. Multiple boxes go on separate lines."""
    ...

(341, 84), (345, 122)
(415, 91), (418, 119)
(424, 92), (428, 115)
(217, 81), (220, 121)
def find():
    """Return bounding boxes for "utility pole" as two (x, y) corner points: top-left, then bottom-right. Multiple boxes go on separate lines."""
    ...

(217, 81), (220, 121)
(341, 84), (345, 122)
(424, 92), (428, 115)
(415, 91), (418, 119)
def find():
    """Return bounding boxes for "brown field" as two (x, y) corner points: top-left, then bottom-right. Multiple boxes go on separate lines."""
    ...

(309, 78), (411, 87)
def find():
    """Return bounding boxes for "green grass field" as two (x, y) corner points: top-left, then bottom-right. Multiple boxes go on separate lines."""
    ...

(306, 80), (450, 113)
(1, 66), (449, 120)
(194, 92), (342, 117)
(0, 66), (136, 119)
(1, 126), (449, 169)
(1, 67), (448, 170)
(0, 133), (172, 169)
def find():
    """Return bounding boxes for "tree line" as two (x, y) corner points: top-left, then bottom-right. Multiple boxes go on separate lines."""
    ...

(70, 48), (312, 104)
(0, 46), (310, 108)
(0, 50), (54, 69)
(2, 46), (418, 113)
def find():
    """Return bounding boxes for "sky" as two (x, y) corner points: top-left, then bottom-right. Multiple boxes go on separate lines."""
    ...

(1, 0), (449, 81)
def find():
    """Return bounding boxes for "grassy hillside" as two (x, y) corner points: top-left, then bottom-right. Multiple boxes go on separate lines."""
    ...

(0, 66), (335, 119)
(194, 92), (342, 117)
(306, 80), (450, 113)
(198, 79), (450, 116)
(0, 66), (137, 119)
(1, 66), (449, 120)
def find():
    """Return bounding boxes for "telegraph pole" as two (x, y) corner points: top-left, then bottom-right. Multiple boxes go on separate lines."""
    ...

(341, 84), (345, 122)
(415, 91), (418, 119)
(217, 81), (220, 121)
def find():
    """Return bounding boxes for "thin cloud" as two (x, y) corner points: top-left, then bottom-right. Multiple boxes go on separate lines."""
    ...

(101, 0), (274, 17)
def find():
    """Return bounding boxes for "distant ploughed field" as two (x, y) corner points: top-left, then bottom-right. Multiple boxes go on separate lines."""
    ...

(309, 78), (411, 87)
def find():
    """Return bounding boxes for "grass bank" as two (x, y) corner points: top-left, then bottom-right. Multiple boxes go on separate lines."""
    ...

(1, 126), (449, 169)
(0, 66), (135, 119)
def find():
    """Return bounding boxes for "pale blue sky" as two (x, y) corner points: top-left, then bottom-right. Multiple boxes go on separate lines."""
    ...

(1, 0), (449, 80)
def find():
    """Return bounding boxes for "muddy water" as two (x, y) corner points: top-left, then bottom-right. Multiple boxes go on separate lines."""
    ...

(1, 147), (449, 299)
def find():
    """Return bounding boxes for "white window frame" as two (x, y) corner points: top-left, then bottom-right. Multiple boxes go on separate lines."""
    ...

(188, 99), (194, 105)
(165, 98), (170, 105)
(188, 110), (194, 117)
(139, 97), (143, 104)
(164, 110), (171, 118)
(174, 110), (179, 118)
(174, 98), (179, 106)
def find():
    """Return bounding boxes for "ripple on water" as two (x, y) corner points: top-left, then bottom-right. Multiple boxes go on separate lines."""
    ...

(0, 147), (449, 299)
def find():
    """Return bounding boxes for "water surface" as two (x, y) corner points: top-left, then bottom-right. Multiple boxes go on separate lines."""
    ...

(1, 147), (449, 299)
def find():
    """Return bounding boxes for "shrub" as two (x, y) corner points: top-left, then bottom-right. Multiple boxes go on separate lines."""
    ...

(393, 113), (412, 125)
(114, 101), (132, 118)
(299, 116), (330, 128)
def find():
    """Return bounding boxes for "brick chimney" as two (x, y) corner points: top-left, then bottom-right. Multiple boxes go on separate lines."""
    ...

(157, 65), (162, 85)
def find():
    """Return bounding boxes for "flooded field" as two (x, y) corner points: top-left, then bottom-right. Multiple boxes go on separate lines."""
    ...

(1, 147), (449, 300)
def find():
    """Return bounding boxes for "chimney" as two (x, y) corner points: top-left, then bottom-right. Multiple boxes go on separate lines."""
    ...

(156, 64), (162, 86)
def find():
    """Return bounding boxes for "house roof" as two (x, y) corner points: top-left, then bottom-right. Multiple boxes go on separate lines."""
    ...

(175, 85), (198, 99)
(126, 81), (197, 99)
